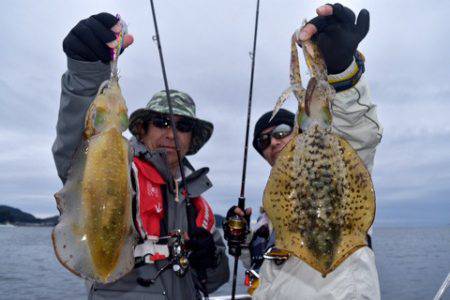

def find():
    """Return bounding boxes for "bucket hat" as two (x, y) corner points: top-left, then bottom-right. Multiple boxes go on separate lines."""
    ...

(129, 89), (213, 155)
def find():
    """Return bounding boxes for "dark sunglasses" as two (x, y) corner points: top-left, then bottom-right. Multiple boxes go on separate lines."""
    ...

(256, 124), (293, 151)
(151, 114), (195, 133)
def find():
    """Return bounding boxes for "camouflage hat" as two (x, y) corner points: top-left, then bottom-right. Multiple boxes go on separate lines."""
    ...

(129, 89), (214, 155)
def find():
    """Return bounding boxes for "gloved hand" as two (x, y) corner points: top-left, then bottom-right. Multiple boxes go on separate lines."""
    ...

(249, 223), (270, 269)
(186, 227), (217, 270)
(299, 3), (370, 74)
(223, 206), (252, 256)
(253, 223), (269, 240)
(63, 12), (133, 63)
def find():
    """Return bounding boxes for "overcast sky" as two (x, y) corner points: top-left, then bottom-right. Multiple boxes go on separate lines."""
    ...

(1, 0), (449, 226)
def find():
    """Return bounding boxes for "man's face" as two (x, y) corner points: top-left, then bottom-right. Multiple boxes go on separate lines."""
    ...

(260, 124), (294, 166)
(141, 114), (193, 167)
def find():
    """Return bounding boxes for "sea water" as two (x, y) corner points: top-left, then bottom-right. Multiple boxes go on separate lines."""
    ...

(0, 226), (448, 300)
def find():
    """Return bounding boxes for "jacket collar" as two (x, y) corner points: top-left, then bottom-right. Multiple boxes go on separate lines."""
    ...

(130, 137), (212, 197)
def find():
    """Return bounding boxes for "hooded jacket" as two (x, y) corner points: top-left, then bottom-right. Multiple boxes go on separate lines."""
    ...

(52, 58), (229, 299)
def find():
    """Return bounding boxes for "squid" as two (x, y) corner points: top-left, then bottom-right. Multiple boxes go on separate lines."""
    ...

(52, 26), (135, 283)
(263, 22), (375, 277)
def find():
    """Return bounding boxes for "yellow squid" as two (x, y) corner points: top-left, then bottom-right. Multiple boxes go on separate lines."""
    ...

(52, 25), (135, 283)
(263, 22), (376, 277)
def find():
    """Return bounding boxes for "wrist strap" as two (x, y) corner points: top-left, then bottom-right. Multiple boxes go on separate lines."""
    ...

(328, 51), (365, 92)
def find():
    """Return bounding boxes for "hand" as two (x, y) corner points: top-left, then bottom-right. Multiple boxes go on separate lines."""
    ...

(228, 206), (252, 223)
(299, 3), (370, 74)
(63, 12), (134, 63)
(186, 227), (217, 270)
(223, 206), (252, 251)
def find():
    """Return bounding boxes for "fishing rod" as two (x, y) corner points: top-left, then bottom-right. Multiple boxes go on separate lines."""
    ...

(148, 0), (188, 195)
(230, 0), (261, 299)
(147, 0), (209, 297)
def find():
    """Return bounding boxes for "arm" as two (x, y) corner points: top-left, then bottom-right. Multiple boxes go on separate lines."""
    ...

(52, 13), (133, 183)
(299, 3), (382, 173)
(330, 62), (382, 238)
(52, 58), (110, 183)
(330, 62), (383, 173)
(203, 228), (230, 293)
(189, 196), (230, 292)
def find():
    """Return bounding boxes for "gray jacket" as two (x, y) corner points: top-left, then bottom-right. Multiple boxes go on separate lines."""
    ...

(52, 58), (229, 299)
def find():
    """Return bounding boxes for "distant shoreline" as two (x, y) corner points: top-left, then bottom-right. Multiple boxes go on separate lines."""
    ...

(0, 222), (55, 227)
(1, 204), (447, 229)
(0, 205), (58, 227)
(0, 204), (226, 228)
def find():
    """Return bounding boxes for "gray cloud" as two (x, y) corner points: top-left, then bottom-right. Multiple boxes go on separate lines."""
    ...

(1, 1), (449, 225)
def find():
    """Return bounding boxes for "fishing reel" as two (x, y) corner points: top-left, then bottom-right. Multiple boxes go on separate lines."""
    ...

(167, 229), (190, 277)
(223, 213), (249, 257)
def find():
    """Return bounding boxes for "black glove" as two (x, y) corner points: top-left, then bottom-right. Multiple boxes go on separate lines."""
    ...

(249, 224), (270, 269)
(63, 12), (119, 63)
(186, 227), (217, 270)
(308, 3), (370, 74)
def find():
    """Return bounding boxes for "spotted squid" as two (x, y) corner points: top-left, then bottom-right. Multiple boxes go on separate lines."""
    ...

(263, 22), (375, 276)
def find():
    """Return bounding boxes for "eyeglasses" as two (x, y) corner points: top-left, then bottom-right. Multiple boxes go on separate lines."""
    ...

(150, 114), (195, 133)
(256, 124), (293, 151)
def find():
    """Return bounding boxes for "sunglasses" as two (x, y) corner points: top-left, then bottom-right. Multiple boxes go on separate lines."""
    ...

(150, 114), (195, 133)
(256, 124), (293, 151)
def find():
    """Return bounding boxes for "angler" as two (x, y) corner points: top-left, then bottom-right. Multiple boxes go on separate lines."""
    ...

(52, 12), (229, 299)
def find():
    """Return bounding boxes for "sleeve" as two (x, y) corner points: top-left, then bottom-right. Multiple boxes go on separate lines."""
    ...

(192, 196), (216, 233)
(239, 213), (269, 269)
(52, 58), (111, 183)
(198, 228), (230, 293)
(189, 196), (230, 292)
(329, 60), (383, 174)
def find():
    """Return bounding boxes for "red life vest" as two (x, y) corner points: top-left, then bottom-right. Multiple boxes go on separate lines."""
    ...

(133, 157), (215, 241)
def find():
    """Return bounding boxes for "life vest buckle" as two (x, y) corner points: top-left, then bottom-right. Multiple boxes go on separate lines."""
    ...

(136, 230), (191, 287)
